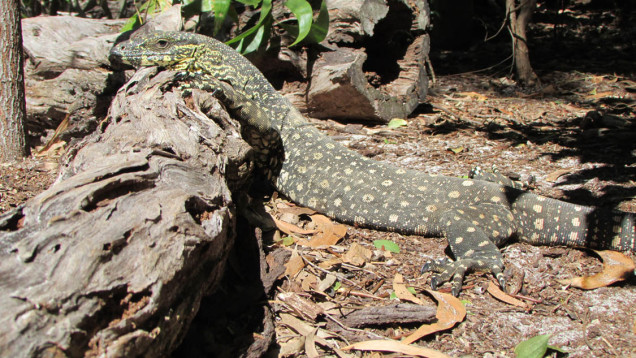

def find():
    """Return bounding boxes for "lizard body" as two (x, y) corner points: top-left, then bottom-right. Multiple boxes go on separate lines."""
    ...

(110, 31), (635, 295)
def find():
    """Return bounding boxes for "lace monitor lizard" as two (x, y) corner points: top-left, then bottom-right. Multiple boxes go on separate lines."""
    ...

(110, 31), (635, 296)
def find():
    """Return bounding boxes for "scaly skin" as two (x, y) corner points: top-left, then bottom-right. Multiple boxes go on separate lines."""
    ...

(110, 31), (635, 295)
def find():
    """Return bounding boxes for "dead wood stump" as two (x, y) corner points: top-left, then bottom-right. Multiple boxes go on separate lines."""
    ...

(306, 0), (430, 122)
(0, 68), (252, 357)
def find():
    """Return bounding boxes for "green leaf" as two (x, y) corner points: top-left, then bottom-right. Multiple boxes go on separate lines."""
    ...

(407, 286), (417, 295)
(514, 334), (551, 358)
(389, 291), (398, 300)
(333, 281), (341, 291)
(147, 0), (157, 16)
(547, 345), (567, 354)
(306, 0), (329, 43)
(121, 13), (142, 32)
(281, 236), (295, 246)
(121, 0), (172, 32)
(226, 0), (272, 45)
(212, 0), (231, 34)
(448, 146), (464, 154)
(234, 0), (261, 6)
(373, 240), (400, 253)
(201, 0), (213, 13)
(284, 0), (313, 46)
(241, 11), (272, 54)
(387, 118), (408, 129)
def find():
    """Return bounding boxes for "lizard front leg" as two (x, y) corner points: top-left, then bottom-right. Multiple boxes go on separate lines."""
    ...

(423, 204), (515, 296)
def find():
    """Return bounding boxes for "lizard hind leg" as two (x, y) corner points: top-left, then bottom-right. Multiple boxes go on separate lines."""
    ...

(469, 166), (530, 189)
(422, 205), (516, 296)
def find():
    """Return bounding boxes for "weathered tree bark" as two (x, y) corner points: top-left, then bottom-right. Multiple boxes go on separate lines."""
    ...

(0, 68), (253, 357)
(507, 0), (539, 85)
(0, 0), (27, 161)
(22, 8), (183, 145)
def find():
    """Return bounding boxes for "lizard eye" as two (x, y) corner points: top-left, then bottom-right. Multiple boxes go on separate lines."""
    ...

(156, 39), (169, 48)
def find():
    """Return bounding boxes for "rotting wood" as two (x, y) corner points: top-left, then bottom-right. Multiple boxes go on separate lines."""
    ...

(0, 67), (253, 357)
(339, 303), (436, 328)
(307, 34), (429, 122)
(307, 0), (430, 122)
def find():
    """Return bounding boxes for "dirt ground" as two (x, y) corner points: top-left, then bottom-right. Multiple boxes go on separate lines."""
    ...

(2, 2), (635, 357)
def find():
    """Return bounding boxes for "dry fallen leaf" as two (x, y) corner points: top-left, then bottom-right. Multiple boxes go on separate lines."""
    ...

(284, 253), (306, 278)
(297, 214), (347, 247)
(486, 281), (529, 309)
(304, 328), (320, 358)
(278, 206), (317, 216)
(402, 290), (466, 344)
(557, 250), (635, 289)
(497, 107), (516, 116)
(584, 90), (614, 101)
(545, 168), (572, 182)
(278, 313), (331, 347)
(316, 273), (337, 293)
(298, 271), (318, 292)
(342, 242), (372, 267)
(277, 292), (324, 320)
(588, 74), (606, 84)
(458, 91), (488, 101)
(272, 216), (317, 236)
(278, 336), (305, 357)
(343, 340), (451, 358)
(318, 257), (342, 269)
(393, 273), (425, 305)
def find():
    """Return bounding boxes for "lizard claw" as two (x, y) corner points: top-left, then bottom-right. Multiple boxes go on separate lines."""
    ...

(422, 256), (506, 296)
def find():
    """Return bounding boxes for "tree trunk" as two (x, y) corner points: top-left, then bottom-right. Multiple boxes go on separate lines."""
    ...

(507, 0), (539, 85)
(0, 0), (27, 161)
(0, 68), (253, 357)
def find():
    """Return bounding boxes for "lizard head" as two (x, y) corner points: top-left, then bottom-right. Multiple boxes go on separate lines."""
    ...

(110, 31), (219, 72)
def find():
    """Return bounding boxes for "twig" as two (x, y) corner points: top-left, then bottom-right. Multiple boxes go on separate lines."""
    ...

(425, 55), (436, 86)
(437, 54), (513, 77)
(300, 254), (363, 290)
(485, 7), (510, 41)
(430, 104), (482, 127)
(324, 313), (385, 340)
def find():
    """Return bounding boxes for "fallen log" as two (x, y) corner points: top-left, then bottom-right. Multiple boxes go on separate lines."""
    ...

(22, 8), (182, 144)
(0, 67), (252, 356)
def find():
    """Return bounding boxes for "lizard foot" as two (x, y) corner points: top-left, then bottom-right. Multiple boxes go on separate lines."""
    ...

(469, 166), (531, 189)
(174, 71), (226, 97)
(422, 256), (506, 296)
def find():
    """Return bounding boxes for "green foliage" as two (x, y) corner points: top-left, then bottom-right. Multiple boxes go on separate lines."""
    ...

(281, 235), (295, 246)
(225, 0), (273, 53)
(387, 118), (408, 129)
(373, 239), (400, 253)
(121, 0), (329, 54)
(514, 334), (567, 358)
(515, 334), (550, 358)
(280, 0), (313, 46)
(121, 0), (172, 32)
